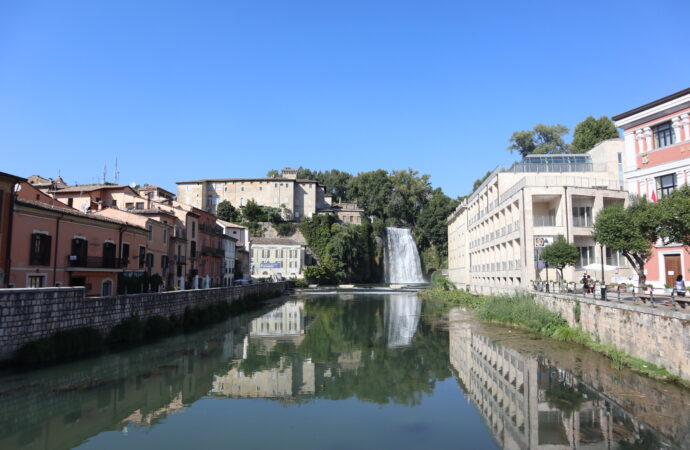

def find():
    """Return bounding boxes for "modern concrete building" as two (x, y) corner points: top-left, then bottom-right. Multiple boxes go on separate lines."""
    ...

(613, 87), (690, 289)
(250, 237), (305, 279)
(176, 168), (332, 220)
(447, 140), (633, 294)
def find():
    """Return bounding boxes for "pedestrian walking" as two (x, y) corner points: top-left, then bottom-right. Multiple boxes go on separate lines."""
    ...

(676, 275), (686, 297)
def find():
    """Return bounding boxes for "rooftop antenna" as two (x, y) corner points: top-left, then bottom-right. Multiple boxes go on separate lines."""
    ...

(103, 164), (107, 184)
(114, 158), (120, 184)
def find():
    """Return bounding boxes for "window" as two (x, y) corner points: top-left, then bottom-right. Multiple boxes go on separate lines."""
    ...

(30, 233), (51, 266)
(125, 202), (133, 210)
(656, 173), (676, 199)
(102, 279), (113, 296)
(654, 122), (675, 148)
(71, 238), (88, 266)
(577, 246), (594, 267)
(122, 243), (130, 265)
(28, 275), (45, 288)
(139, 246), (146, 269)
(192, 222), (196, 238)
(67, 198), (73, 207)
(147, 225), (153, 241)
(162, 255), (168, 269)
(163, 228), (168, 244)
(103, 242), (117, 268)
(240, 198), (245, 206)
(146, 253), (154, 269)
(136, 202), (144, 210)
(606, 248), (624, 267)
(112, 199), (117, 208)
(262, 249), (270, 258)
(190, 241), (196, 257)
(572, 206), (592, 227)
(276, 249), (283, 258)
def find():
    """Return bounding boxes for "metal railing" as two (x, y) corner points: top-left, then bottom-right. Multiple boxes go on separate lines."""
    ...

(533, 215), (556, 227)
(67, 256), (126, 269)
(572, 216), (592, 227)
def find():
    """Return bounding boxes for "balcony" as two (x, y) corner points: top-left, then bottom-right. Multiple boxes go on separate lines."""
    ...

(533, 215), (556, 227)
(572, 216), (592, 227)
(176, 255), (187, 265)
(199, 223), (223, 236)
(201, 246), (224, 257)
(67, 256), (126, 269)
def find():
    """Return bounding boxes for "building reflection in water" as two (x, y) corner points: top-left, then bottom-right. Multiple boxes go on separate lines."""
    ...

(448, 309), (678, 450)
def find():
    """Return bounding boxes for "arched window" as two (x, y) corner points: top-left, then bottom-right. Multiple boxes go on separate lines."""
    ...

(102, 279), (113, 297)
(240, 198), (245, 206)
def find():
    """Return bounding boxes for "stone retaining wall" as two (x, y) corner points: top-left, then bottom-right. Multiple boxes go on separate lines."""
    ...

(534, 292), (690, 382)
(0, 282), (287, 360)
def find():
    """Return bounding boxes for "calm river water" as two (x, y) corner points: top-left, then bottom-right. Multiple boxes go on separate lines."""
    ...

(0, 292), (688, 449)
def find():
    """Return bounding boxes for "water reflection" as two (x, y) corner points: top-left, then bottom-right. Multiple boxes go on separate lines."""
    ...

(0, 295), (687, 450)
(449, 308), (690, 449)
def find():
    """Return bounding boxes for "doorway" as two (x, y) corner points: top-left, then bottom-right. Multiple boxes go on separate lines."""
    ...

(664, 254), (681, 287)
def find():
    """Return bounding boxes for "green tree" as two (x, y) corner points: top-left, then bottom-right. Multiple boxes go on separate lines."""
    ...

(472, 170), (493, 192)
(416, 188), (458, 257)
(508, 123), (570, 157)
(593, 200), (661, 292)
(216, 200), (239, 222)
(240, 199), (264, 222)
(571, 116), (619, 153)
(348, 169), (393, 220)
(658, 186), (690, 248)
(539, 235), (579, 281)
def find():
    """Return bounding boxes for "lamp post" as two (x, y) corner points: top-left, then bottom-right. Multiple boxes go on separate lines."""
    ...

(600, 244), (607, 300)
(545, 261), (550, 292)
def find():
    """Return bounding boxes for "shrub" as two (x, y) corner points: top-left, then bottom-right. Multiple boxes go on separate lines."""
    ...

(293, 278), (309, 288)
(16, 327), (104, 366)
(107, 315), (145, 348)
(144, 316), (175, 340)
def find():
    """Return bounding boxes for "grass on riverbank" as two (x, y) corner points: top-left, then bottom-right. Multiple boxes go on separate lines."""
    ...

(419, 288), (686, 386)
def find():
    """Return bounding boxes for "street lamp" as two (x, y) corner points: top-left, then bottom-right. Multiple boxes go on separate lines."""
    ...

(600, 244), (607, 301)
(545, 261), (550, 292)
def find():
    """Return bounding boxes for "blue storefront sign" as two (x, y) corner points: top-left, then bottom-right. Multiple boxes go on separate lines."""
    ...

(260, 262), (282, 269)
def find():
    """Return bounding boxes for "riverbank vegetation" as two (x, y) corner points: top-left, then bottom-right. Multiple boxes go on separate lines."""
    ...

(419, 288), (686, 386)
(14, 292), (280, 367)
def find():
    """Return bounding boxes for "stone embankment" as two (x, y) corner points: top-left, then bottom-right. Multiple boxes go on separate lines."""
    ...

(0, 282), (287, 360)
(534, 292), (690, 383)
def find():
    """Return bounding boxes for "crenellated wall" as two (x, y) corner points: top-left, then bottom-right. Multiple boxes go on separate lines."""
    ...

(0, 282), (287, 360)
(534, 292), (690, 382)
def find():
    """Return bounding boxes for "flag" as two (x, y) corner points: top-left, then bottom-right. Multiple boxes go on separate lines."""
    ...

(649, 188), (657, 203)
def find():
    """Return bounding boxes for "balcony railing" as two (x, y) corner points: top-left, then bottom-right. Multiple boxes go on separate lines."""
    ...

(533, 215), (556, 227)
(176, 255), (186, 265)
(199, 223), (223, 236)
(572, 216), (592, 227)
(67, 255), (126, 269)
(201, 246), (224, 257)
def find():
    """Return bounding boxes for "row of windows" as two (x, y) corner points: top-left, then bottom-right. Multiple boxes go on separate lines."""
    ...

(253, 249), (300, 258)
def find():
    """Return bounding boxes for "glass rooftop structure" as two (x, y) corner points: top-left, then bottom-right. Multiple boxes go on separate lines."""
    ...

(508, 154), (593, 173)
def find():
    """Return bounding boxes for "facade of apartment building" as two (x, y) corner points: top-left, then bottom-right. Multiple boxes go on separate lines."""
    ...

(0, 172), (25, 287)
(448, 140), (633, 294)
(93, 208), (174, 286)
(251, 237), (305, 279)
(49, 184), (144, 212)
(319, 201), (365, 224)
(8, 183), (149, 295)
(613, 87), (690, 289)
(220, 234), (237, 287)
(176, 168), (331, 220)
(217, 219), (248, 281)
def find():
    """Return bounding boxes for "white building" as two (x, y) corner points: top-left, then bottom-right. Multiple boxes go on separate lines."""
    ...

(447, 140), (633, 294)
(251, 237), (305, 280)
(217, 219), (251, 281)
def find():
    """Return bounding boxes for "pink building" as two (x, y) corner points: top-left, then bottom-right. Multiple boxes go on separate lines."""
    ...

(613, 87), (690, 289)
(0, 172), (25, 287)
(8, 182), (148, 295)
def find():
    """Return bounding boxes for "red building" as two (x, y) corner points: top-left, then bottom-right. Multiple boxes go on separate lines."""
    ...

(613, 87), (690, 289)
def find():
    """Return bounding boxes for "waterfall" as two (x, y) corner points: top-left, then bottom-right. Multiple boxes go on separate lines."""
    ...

(384, 293), (422, 347)
(383, 227), (425, 283)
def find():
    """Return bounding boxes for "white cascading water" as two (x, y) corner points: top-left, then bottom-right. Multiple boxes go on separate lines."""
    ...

(383, 227), (425, 284)
(384, 293), (422, 347)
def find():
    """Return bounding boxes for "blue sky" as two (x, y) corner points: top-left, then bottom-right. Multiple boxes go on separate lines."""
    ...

(1, 0), (689, 198)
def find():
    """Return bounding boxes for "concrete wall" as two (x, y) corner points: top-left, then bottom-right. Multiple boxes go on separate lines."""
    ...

(0, 282), (287, 360)
(533, 292), (690, 382)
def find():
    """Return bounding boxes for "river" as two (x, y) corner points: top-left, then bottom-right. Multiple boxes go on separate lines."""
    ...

(0, 291), (688, 449)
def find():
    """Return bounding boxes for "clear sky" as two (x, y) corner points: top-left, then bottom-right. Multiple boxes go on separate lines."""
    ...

(1, 0), (689, 198)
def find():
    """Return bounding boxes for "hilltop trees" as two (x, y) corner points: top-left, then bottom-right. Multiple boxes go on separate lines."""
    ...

(508, 124), (570, 157)
(571, 116), (619, 153)
(216, 200), (240, 222)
